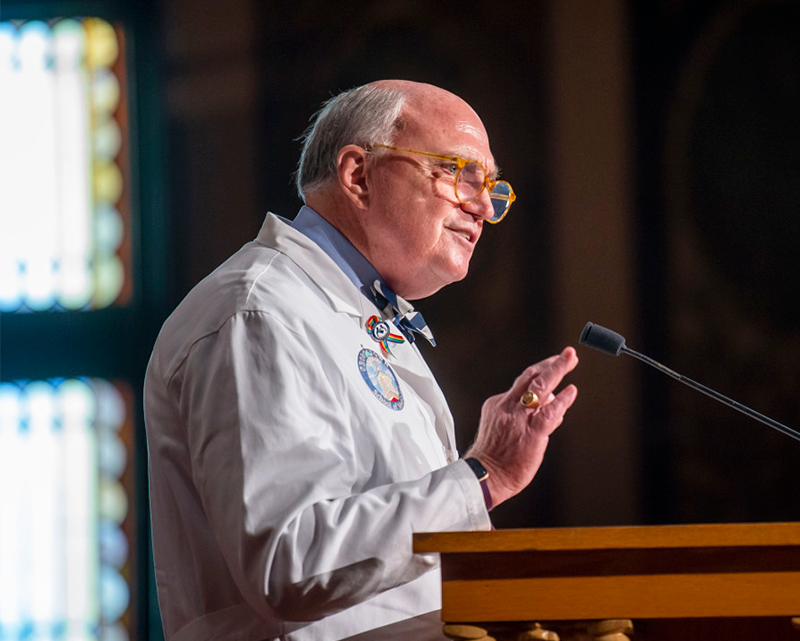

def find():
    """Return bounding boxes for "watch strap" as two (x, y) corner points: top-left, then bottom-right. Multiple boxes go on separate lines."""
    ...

(463, 457), (489, 482)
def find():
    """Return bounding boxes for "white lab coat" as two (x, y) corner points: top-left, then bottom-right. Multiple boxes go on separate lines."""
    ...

(144, 213), (491, 641)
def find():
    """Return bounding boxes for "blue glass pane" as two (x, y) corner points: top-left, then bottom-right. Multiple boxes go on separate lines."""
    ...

(0, 378), (131, 641)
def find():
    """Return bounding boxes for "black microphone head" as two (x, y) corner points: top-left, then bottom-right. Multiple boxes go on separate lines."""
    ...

(579, 322), (626, 356)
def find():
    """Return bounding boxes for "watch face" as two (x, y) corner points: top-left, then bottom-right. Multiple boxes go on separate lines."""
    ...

(465, 457), (489, 481)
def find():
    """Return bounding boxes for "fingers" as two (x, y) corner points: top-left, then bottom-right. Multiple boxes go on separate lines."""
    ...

(509, 354), (561, 396)
(533, 384), (578, 434)
(511, 347), (579, 403)
(540, 391), (556, 408)
(468, 351), (579, 508)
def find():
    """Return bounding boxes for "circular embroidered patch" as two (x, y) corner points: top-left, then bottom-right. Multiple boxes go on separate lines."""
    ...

(358, 348), (404, 411)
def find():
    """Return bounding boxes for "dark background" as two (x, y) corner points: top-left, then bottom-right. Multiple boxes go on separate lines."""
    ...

(158, 0), (800, 526)
(3, 0), (800, 638)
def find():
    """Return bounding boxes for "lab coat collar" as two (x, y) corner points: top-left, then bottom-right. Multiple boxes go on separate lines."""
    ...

(256, 213), (368, 318)
(289, 206), (435, 346)
(290, 205), (384, 298)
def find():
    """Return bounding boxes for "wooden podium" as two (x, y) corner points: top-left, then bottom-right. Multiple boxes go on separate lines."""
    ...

(414, 522), (800, 640)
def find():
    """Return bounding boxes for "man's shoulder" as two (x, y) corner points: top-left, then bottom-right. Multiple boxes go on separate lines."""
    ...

(150, 238), (334, 378)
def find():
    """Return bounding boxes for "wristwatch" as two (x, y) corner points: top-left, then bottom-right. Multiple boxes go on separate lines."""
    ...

(463, 457), (489, 482)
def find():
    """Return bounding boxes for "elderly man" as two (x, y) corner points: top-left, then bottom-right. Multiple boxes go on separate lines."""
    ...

(144, 80), (578, 641)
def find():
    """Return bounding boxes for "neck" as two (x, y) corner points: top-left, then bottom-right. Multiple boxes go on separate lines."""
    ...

(305, 190), (436, 301)
(306, 190), (372, 266)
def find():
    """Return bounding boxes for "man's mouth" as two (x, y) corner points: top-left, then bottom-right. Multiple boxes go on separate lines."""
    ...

(447, 227), (475, 244)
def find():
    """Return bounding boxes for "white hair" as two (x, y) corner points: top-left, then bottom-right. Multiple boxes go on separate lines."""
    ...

(295, 84), (406, 199)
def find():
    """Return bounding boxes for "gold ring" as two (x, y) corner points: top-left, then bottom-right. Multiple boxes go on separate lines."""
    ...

(520, 390), (540, 409)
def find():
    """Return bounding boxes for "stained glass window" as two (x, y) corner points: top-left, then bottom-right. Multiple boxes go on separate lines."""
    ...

(0, 18), (132, 313)
(0, 377), (133, 641)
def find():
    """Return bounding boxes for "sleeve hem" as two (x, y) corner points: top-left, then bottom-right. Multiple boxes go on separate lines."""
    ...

(450, 459), (493, 531)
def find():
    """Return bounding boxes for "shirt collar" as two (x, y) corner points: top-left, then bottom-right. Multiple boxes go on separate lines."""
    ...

(291, 206), (435, 346)
(291, 205), (383, 297)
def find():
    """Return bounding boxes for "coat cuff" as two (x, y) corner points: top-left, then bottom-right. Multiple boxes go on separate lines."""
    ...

(450, 459), (493, 531)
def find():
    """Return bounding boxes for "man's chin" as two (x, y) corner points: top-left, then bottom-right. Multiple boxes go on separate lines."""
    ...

(403, 265), (470, 301)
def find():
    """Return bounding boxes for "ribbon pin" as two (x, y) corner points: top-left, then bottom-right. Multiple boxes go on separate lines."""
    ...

(365, 315), (404, 357)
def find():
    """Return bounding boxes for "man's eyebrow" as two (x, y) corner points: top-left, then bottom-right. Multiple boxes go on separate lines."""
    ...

(445, 149), (500, 179)
(481, 158), (500, 181)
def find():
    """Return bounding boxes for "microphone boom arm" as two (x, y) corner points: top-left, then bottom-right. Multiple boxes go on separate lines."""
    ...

(622, 345), (800, 443)
(579, 321), (800, 444)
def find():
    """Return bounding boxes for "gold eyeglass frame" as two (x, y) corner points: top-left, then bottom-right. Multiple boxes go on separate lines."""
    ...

(370, 144), (516, 223)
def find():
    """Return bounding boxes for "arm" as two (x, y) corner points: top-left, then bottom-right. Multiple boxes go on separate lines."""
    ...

(175, 311), (489, 622)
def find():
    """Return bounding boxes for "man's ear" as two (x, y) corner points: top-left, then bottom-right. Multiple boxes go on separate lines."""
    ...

(336, 145), (370, 209)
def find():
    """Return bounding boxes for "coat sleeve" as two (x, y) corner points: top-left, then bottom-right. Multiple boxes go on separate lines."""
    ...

(173, 310), (490, 623)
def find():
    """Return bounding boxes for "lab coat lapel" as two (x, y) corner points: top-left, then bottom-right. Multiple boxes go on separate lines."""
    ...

(259, 213), (457, 462)
(258, 213), (364, 319)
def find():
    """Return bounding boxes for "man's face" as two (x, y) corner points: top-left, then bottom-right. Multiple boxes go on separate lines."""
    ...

(360, 91), (496, 300)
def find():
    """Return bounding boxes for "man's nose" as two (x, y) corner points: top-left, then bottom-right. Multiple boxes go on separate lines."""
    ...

(461, 188), (494, 221)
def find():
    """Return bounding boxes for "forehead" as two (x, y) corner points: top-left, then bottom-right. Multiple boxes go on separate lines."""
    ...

(396, 93), (495, 170)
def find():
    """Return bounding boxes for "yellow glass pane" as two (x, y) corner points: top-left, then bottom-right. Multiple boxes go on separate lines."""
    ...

(84, 18), (118, 69)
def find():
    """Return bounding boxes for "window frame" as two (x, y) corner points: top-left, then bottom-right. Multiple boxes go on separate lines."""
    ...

(0, 2), (169, 639)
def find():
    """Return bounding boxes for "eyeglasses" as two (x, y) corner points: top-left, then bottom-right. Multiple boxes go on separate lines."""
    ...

(371, 144), (516, 223)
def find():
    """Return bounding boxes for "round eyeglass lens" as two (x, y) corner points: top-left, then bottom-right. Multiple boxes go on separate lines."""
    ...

(489, 181), (513, 222)
(455, 161), (486, 203)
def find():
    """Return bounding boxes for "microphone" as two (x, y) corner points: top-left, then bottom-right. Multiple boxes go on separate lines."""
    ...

(579, 322), (800, 443)
(579, 322), (626, 356)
